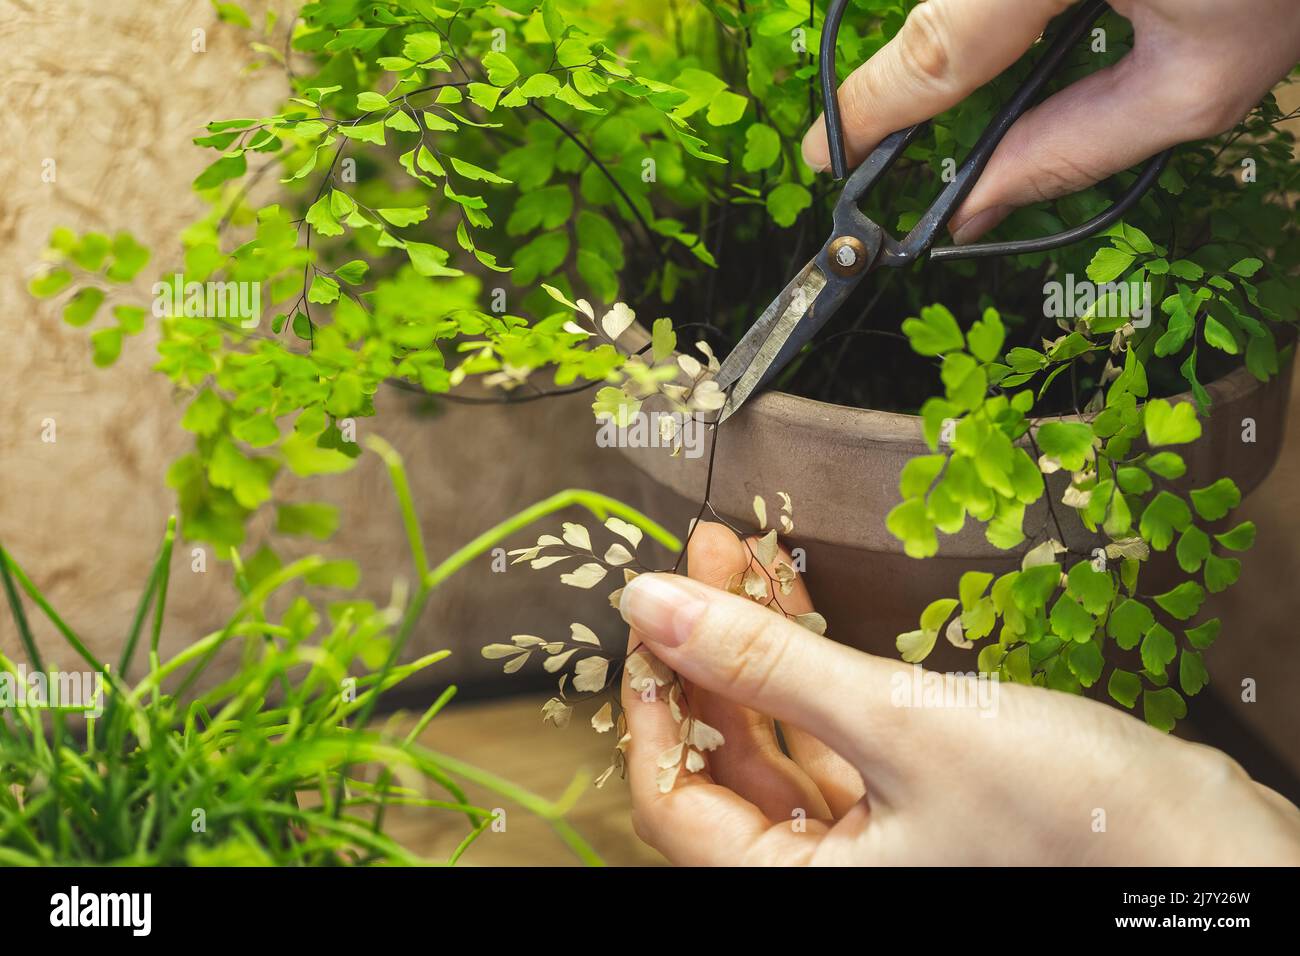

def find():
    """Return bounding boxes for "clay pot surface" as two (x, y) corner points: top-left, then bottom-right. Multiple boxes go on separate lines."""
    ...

(618, 324), (1294, 667)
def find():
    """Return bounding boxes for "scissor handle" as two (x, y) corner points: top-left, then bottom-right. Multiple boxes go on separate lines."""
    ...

(818, 0), (856, 181)
(820, 0), (1171, 264)
(925, 149), (1168, 261)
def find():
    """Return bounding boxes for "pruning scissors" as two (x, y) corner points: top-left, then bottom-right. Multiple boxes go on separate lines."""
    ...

(713, 0), (1170, 422)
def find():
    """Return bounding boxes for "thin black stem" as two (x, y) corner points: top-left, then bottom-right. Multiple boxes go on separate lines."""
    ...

(528, 102), (665, 269)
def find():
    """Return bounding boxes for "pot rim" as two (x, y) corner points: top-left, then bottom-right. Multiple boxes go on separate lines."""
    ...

(618, 322), (1292, 556)
(735, 355), (1270, 446)
(625, 321), (1284, 441)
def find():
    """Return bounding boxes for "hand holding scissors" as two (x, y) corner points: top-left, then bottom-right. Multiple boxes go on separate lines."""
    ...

(716, 0), (1300, 421)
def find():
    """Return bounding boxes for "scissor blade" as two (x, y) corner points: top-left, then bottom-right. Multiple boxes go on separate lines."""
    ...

(714, 260), (829, 423)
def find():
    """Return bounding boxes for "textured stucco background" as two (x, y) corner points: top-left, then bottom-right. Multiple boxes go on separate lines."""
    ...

(0, 1), (1297, 786)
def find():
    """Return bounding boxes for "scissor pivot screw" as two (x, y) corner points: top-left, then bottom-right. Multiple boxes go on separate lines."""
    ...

(828, 236), (867, 275)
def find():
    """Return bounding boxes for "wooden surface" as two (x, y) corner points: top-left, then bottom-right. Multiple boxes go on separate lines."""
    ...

(386, 695), (664, 867)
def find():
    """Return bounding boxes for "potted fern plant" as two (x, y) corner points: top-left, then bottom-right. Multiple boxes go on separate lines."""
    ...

(26, 0), (1297, 747)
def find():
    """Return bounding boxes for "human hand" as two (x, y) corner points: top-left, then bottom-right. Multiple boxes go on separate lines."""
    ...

(618, 522), (1300, 865)
(801, 0), (1300, 243)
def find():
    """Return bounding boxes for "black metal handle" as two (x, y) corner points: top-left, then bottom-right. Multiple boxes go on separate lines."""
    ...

(818, 0), (854, 180)
(834, 123), (928, 222)
(927, 149), (1170, 261)
(820, 0), (1171, 264)
(820, 0), (1107, 182)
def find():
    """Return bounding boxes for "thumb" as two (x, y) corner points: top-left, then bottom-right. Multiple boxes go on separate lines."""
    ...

(619, 571), (912, 796)
(801, 0), (1074, 172)
(949, 55), (1206, 242)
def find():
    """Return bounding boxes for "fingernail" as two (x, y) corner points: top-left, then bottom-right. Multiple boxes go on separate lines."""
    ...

(619, 574), (706, 647)
(950, 205), (1011, 246)
(801, 135), (830, 174)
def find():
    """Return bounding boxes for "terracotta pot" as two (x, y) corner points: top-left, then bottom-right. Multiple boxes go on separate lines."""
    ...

(617, 324), (1295, 670)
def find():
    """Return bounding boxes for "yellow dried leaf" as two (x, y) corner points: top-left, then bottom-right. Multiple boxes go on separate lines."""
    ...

(600, 302), (636, 340)
(543, 648), (578, 672)
(658, 414), (679, 445)
(625, 648), (672, 692)
(677, 353), (703, 379)
(742, 568), (768, 601)
(945, 616), (972, 649)
(560, 562), (607, 588)
(541, 697), (573, 728)
(793, 611), (827, 635)
(1106, 537), (1150, 561)
(753, 495), (767, 528)
(481, 643), (518, 660)
(656, 763), (681, 794)
(591, 701), (614, 733)
(604, 517), (644, 549)
(656, 743), (684, 769)
(660, 383), (689, 404)
(561, 522), (591, 551)
(570, 622), (601, 645)
(755, 529), (778, 568)
(573, 655), (610, 692)
(684, 748), (706, 773)
(1021, 539), (1065, 570)
(503, 651), (531, 674)
(1061, 485), (1092, 508)
(690, 379), (725, 411)
(774, 560), (796, 596)
(688, 718), (725, 751)
(604, 543), (634, 566)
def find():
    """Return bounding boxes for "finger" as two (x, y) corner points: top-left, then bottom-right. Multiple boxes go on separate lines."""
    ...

(621, 634), (711, 806)
(949, 38), (1263, 241)
(690, 692), (832, 823)
(802, 0), (1077, 171)
(618, 571), (917, 804)
(620, 631), (826, 864)
(730, 530), (867, 817)
(781, 727), (866, 819)
(683, 523), (831, 821)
